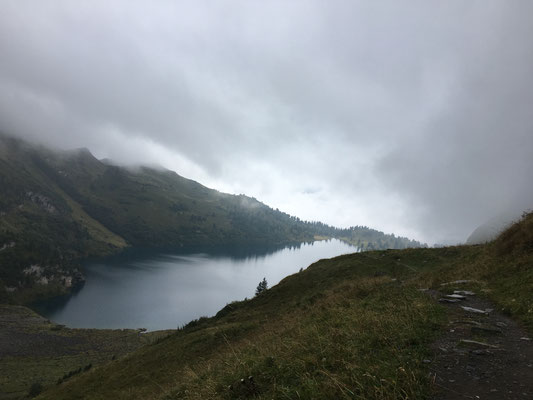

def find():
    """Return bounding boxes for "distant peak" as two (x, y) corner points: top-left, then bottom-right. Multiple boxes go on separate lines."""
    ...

(73, 147), (93, 156)
(100, 158), (117, 166)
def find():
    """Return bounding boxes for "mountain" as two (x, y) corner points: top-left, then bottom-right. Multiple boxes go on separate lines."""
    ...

(337, 224), (423, 251)
(466, 210), (526, 244)
(28, 212), (533, 399)
(0, 134), (424, 302)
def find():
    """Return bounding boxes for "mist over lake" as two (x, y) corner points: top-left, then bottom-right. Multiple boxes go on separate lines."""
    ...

(35, 239), (356, 331)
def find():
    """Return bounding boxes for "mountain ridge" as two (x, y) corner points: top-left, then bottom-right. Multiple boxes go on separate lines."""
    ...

(0, 133), (424, 303)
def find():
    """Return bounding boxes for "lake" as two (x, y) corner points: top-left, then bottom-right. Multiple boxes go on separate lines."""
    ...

(34, 239), (357, 331)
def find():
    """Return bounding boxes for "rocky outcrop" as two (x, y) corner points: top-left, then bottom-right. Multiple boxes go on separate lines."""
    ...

(62, 270), (86, 288)
(21, 264), (85, 289)
(23, 264), (44, 276)
(26, 191), (57, 214)
(0, 241), (15, 252)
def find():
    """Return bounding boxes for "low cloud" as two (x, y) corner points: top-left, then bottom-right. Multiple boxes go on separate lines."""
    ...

(1, 1), (532, 244)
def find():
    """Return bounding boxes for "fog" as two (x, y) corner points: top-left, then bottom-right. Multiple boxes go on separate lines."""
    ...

(1, 1), (532, 244)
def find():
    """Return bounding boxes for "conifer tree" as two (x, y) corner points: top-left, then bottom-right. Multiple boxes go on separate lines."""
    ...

(255, 277), (268, 296)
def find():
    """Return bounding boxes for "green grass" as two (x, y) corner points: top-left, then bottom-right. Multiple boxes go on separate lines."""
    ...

(411, 212), (533, 330)
(36, 251), (446, 399)
(33, 213), (533, 399)
(0, 305), (172, 399)
(55, 184), (128, 250)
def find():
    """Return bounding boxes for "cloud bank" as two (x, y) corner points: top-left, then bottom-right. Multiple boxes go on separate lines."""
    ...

(1, 0), (532, 244)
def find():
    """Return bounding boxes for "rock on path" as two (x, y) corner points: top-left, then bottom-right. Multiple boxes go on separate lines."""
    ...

(428, 286), (533, 399)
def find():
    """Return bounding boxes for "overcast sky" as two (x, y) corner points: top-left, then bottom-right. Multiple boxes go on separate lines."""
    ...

(1, 1), (532, 245)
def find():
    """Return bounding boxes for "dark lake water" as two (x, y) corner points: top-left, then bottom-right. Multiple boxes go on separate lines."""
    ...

(34, 239), (357, 331)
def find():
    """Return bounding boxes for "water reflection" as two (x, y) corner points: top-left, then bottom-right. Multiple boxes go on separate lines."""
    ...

(33, 239), (356, 331)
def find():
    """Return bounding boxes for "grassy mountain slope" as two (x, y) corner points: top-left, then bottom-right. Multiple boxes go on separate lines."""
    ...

(0, 134), (424, 303)
(415, 211), (533, 330)
(0, 304), (172, 400)
(36, 213), (533, 399)
(0, 137), (128, 302)
(465, 210), (524, 244)
(37, 252), (445, 400)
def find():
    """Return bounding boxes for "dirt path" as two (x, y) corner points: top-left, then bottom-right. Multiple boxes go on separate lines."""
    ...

(427, 285), (533, 399)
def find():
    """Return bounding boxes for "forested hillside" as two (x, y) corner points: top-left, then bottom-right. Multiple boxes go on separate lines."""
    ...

(0, 134), (424, 302)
